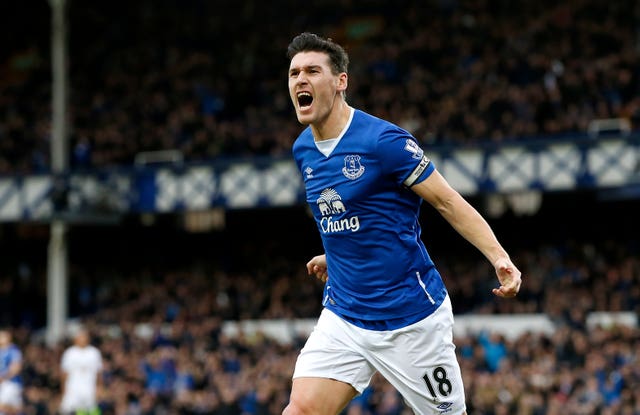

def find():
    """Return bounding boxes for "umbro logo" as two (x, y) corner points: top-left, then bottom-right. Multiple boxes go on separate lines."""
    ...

(436, 402), (453, 413)
(305, 166), (314, 178)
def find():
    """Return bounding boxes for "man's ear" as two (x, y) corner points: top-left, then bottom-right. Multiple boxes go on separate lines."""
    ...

(337, 72), (348, 93)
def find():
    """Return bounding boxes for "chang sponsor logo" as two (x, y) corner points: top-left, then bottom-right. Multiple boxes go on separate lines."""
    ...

(316, 188), (360, 233)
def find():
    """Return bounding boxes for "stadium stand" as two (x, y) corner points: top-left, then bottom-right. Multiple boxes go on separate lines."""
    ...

(0, 196), (637, 414)
(1, 0), (639, 173)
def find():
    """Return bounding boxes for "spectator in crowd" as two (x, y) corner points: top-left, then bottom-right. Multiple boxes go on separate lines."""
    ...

(478, 332), (508, 373)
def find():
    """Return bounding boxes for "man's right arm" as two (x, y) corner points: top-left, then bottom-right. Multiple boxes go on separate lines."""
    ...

(306, 254), (328, 282)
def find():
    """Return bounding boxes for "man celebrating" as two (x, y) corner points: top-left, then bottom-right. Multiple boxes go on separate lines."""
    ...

(283, 32), (521, 415)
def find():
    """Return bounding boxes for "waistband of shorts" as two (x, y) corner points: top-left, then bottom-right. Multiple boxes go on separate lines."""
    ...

(327, 298), (446, 331)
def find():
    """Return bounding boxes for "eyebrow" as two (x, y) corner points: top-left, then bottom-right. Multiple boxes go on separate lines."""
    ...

(289, 64), (323, 75)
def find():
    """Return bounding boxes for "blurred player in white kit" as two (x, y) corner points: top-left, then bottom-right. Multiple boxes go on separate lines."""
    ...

(60, 328), (103, 415)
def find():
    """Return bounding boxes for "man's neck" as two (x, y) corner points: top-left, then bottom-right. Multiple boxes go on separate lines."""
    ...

(312, 100), (351, 141)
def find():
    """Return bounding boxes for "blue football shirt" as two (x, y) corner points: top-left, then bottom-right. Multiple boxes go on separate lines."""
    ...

(293, 108), (448, 330)
(0, 343), (22, 384)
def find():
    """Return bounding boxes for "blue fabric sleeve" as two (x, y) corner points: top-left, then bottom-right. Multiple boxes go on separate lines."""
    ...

(377, 126), (434, 187)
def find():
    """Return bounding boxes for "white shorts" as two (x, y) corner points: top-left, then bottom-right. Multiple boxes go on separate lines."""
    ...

(0, 380), (23, 409)
(293, 295), (466, 415)
(60, 390), (98, 412)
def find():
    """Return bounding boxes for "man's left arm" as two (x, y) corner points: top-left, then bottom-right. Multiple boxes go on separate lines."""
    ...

(412, 169), (522, 298)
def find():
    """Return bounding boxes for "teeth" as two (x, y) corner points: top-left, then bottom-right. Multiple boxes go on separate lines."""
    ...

(297, 92), (311, 98)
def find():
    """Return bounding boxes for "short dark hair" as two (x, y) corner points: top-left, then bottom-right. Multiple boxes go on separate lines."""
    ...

(287, 32), (349, 75)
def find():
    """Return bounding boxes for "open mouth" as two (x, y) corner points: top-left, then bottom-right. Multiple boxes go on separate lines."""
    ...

(297, 92), (313, 109)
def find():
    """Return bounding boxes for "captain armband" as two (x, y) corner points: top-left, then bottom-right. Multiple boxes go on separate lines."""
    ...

(403, 155), (431, 188)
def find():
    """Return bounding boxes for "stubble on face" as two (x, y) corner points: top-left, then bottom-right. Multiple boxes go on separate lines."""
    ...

(288, 52), (340, 127)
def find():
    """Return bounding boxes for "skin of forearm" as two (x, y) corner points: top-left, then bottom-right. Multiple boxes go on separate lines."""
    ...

(436, 193), (509, 265)
(413, 171), (510, 266)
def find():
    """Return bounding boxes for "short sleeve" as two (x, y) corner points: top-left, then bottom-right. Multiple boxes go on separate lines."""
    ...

(377, 126), (434, 187)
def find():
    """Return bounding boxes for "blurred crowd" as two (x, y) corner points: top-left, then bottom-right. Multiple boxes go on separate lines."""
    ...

(0, 233), (637, 414)
(1, 0), (640, 174)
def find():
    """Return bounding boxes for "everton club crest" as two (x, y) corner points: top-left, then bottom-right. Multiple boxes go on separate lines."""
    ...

(342, 155), (365, 180)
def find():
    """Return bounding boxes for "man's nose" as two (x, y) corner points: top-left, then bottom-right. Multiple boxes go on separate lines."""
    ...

(295, 71), (308, 83)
